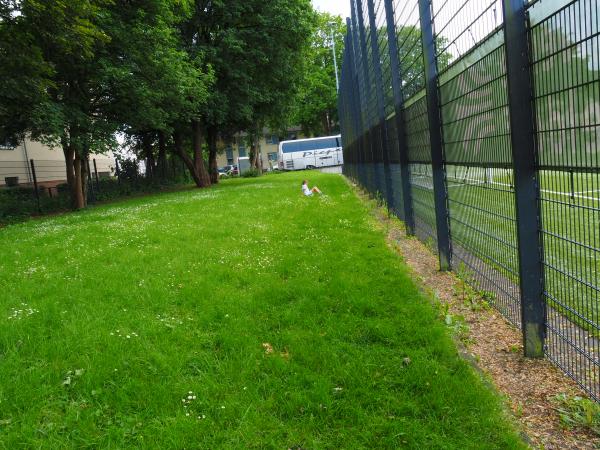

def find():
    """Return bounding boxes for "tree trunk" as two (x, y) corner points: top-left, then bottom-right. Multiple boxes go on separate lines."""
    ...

(249, 125), (263, 172)
(251, 139), (263, 172)
(157, 131), (167, 179)
(256, 132), (263, 172)
(143, 134), (155, 179)
(323, 112), (331, 135)
(82, 141), (93, 207)
(62, 142), (80, 210)
(207, 127), (219, 184)
(250, 139), (259, 170)
(62, 138), (85, 210)
(72, 151), (85, 210)
(173, 130), (210, 188)
(192, 120), (211, 186)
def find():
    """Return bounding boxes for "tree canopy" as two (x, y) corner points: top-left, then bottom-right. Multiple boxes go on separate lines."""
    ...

(180, 0), (314, 179)
(290, 12), (345, 138)
(0, 0), (313, 206)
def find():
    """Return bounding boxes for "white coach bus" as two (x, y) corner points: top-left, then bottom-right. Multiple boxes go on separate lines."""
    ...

(278, 135), (343, 171)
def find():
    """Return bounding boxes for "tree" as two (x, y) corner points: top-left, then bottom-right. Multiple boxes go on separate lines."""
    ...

(0, 0), (313, 200)
(290, 12), (345, 137)
(107, 0), (212, 183)
(180, 0), (313, 181)
(0, 1), (115, 209)
(243, 0), (314, 171)
(0, 0), (212, 208)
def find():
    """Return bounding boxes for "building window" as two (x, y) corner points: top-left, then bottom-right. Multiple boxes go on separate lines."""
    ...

(238, 145), (247, 157)
(225, 146), (234, 165)
(268, 152), (278, 162)
(266, 135), (279, 145)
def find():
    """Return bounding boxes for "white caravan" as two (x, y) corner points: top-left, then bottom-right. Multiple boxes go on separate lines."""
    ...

(278, 135), (343, 171)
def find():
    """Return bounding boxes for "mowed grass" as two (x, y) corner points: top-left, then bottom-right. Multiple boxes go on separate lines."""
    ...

(0, 171), (525, 449)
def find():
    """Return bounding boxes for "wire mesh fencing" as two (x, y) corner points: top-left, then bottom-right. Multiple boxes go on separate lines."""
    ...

(338, 0), (600, 401)
(0, 156), (190, 222)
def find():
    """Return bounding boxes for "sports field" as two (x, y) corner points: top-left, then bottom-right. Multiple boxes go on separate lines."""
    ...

(408, 164), (600, 334)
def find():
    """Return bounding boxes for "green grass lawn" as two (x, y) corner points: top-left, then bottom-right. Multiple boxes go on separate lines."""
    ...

(0, 171), (525, 449)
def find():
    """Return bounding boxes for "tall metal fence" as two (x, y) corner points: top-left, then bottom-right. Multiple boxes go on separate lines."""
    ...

(338, 0), (600, 401)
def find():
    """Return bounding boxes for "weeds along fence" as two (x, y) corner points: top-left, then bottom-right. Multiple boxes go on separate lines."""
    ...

(338, 0), (600, 401)
(0, 157), (190, 222)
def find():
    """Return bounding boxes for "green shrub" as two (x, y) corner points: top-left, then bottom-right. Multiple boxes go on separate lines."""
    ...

(1, 174), (192, 225)
(0, 187), (69, 223)
(241, 168), (261, 178)
(90, 176), (189, 202)
(553, 393), (600, 436)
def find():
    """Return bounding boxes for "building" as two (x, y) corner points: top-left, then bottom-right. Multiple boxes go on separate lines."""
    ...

(1, 126), (303, 187)
(0, 137), (115, 187)
(216, 127), (303, 170)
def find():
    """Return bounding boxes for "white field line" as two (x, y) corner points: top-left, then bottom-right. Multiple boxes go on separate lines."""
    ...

(492, 181), (600, 202)
(543, 190), (600, 202)
(413, 176), (600, 201)
(447, 181), (488, 188)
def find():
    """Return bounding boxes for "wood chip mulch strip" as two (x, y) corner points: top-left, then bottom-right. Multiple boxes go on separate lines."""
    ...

(352, 184), (599, 450)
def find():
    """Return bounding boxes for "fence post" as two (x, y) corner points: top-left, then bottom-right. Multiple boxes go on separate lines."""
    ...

(86, 158), (95, 203)
(345, 19), (361, 183)
(350, 34), (363, 184)
(418, 0), (451, 271)
(502, 0), (545, 358)
(93, 158), (100, 192)
(355, 0), (380, 196)
(383, 0), (415, 233)
(29, 159), (41, 213)
(339, 29), (350, 178)
(366, 0), (395, 211)
(349, 6), (367, 187)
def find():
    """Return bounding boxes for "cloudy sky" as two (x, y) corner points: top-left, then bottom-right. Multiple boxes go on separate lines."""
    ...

(312, 0), (351, 19)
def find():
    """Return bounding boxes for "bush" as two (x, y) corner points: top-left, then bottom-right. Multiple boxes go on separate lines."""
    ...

(90, 175), (189, 202)
(0, 172), (193, 224)
(117, 159), (141, 183)
(553, 393), (600, 436)
(0, 187), (69, 223)
(241, 168), (261, 178)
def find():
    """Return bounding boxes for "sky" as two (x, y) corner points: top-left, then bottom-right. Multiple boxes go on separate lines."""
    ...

(312, 0), (351, 19)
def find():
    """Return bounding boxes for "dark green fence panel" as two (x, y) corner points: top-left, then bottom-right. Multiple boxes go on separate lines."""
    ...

(338, 0), (600, 401)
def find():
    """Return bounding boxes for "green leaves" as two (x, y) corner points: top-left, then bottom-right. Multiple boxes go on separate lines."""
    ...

(289, 12), (345, 137)
(0, 0), (317, 197)
(553, 393), (600, 436)
(106, 0), (211, 136)
(182, 0), (313, 134)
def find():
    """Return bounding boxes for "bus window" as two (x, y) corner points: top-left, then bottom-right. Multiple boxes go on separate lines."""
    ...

(281, 137), (340, 153)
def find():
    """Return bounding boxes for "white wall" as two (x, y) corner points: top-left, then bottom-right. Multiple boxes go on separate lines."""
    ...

(216, 137), (280, 170)
(0, 138), (115, 186)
